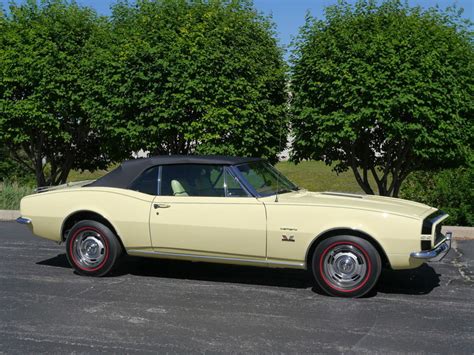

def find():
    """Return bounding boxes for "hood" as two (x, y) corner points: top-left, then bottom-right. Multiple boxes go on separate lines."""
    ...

(262, 190), (434, 219)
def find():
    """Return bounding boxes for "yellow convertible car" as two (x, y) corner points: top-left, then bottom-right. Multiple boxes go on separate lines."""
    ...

(17, 156), (451, 297)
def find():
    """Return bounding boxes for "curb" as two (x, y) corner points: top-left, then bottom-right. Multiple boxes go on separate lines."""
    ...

(1, 209), (473, 240)
(442, 226), (474, 241)
(0, 210), (20, 221)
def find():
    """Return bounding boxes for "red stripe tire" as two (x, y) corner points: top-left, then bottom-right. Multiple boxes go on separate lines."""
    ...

(66, 220), (122, 277)
(312, 235), (382, 298)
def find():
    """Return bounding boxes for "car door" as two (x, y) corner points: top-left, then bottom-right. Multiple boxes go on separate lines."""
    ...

(149, 164), (267, 259)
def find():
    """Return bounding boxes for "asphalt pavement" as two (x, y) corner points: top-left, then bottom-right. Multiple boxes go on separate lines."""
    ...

(0, 221), (473, 354)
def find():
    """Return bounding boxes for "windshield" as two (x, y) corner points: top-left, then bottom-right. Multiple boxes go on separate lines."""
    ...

(236, 161), (299, 197)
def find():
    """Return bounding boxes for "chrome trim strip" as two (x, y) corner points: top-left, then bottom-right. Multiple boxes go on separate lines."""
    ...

(127, 249), (305, 268)
(431, 212), (450, 225)
(411, 232), (452, 261)
(430, 212), (450, 245)
(320, 192), (364, 199)
(16, 217), (31, 224)
(34, 180), (95, 193)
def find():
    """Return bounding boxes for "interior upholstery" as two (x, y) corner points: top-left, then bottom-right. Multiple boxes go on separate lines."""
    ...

(171, 180), (189, 196)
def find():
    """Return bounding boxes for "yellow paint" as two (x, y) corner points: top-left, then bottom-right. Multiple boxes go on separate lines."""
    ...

(20, 186), (443, 270)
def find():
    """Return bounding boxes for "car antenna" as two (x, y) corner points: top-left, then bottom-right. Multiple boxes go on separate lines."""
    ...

(275, 122), (283, 203)
(275, 91), (291, 202)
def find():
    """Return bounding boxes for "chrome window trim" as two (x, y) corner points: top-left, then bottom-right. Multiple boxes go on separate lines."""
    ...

(229, 165), (259, 197)
(127, 162), (293, 199)
(224, 167), (251, 197)
(231, 161), (299, 198)
(223, 166), (228, 197)
(157, 165), (162, 196)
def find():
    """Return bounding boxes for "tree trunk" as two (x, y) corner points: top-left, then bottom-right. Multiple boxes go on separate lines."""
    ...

(34, 168), (47, 187)
(350, 166), (375, 195)
(55, 158), (74, 185)
(351, 164), (411, 197)
(34, 156), (47, 187)
(392, 181), (402, 198)
(56, 167), (72, 185)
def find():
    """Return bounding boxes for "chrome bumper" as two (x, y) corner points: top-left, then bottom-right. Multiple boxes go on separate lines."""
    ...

(410, 232), (452, 262)
(16, 217), (31, 225)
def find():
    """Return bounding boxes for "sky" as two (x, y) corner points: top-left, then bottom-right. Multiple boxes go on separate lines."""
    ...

(1, 0), (473, 48)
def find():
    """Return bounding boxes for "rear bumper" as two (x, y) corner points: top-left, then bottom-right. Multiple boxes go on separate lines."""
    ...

(410, 232), (452, 262)
(16, 217), (32, 225)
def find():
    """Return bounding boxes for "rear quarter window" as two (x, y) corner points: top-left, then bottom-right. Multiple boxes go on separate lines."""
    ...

(129, 166), (159, 195)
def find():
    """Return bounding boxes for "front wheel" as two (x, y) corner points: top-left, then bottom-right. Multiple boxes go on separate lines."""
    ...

(66, 220), (122, 277)
(312, 235), (382, 298)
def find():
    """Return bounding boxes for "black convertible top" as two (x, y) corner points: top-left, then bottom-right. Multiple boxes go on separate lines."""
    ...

(88, 155), (261, 189)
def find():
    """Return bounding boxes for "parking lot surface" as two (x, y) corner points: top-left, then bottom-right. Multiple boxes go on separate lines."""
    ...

(0, 222), (473, 353)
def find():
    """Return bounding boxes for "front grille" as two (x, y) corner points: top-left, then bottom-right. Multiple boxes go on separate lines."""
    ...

(435, 232), (444, 246)
(420, 211), (448, 250)
(421, 210), (446, 234)
(421, 240), (432, 251)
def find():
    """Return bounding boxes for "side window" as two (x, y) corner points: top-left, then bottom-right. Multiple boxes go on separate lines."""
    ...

(129, 166), (159, 195)
(225, 170), (249, 197)
(160, 164), (225, 197)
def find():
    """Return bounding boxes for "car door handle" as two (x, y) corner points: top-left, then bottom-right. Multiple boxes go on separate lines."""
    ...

(154, 203), (171, 209)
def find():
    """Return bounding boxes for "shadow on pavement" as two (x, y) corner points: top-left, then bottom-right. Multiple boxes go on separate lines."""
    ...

(36, 254), (440, 296)
(377, 264), (440, 295)
(36, 253), (70, 268)
(123, 256), (314, 289)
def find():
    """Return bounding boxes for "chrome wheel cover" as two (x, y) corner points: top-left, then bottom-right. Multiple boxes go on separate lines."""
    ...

(72, 230), (106, 268)
(323, 244), (368, 290)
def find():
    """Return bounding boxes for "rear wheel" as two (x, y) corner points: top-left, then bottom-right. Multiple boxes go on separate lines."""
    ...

(312, 235), (382, 298)
(66, 220), (122, 277)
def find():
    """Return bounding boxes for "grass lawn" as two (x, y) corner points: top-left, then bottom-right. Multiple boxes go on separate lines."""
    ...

(1, 160), (364, 210)
(0, 181), (35, 210)
(276, 161), (364, 193)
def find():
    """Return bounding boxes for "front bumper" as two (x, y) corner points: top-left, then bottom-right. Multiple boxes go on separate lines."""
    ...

(410, 232), (452, 262)
(16, 217), (31, 224)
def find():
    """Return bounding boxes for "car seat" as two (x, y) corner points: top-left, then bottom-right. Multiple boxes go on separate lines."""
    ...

(171, 180), (189, 196)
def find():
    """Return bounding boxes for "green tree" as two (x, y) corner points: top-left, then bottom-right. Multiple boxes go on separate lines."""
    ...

(0, 146), (34, 184)
(400, 166), (474, 226)
(0, 0), (114, 187)
(99, 0), (287, 160)
(290, 0), (473, 196)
